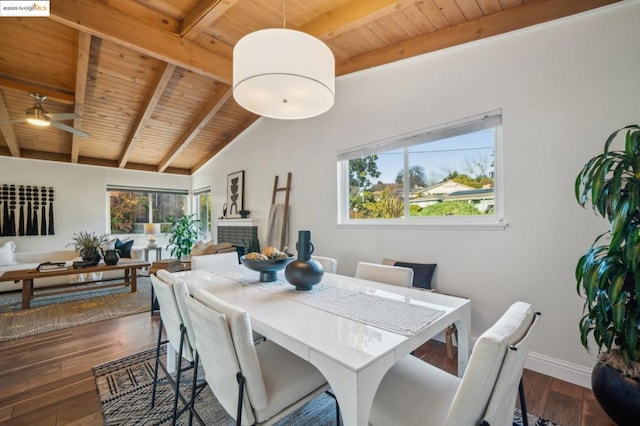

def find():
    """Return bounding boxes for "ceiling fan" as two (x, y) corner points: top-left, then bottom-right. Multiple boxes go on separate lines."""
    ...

(0, 92), (90, 137)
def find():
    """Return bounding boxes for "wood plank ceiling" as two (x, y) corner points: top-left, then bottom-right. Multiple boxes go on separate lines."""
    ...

(0, 0), (620, 175)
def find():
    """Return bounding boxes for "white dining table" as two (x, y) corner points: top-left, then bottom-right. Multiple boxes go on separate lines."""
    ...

(174, 266), (471, 426)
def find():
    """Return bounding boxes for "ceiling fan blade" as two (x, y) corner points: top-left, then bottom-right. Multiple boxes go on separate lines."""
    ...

(46, 113), (81, 121)
(0, 119), (27, 125)
(50, 120), (90, 138)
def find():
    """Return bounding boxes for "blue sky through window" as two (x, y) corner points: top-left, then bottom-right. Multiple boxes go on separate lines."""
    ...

(374, 129), (495, 186)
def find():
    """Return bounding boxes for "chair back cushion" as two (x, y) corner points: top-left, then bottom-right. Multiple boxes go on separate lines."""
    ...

(355, 262), (413, 287)
(481, 311), (540, 425)
(172, 281), (197, 350)
(185, 293), (256, 425)
(150, 274), (193, 361)
(445, 301), (534, 425)
(192, 288), (269, 410)
(311, 256), (338, 273)
(191, 251), (239, 270)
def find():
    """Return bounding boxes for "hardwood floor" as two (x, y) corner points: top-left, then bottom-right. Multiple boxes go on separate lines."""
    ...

(0, 313), (615, 425)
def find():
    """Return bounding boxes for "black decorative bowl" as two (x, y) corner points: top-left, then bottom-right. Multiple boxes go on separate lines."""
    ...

(240, 255), (295, 282)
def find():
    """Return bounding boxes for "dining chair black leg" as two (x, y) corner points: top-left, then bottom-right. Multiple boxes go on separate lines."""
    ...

(151, 318), (164, 408)
(236, 372), (246, 426)
(519, 377), (529, 426)
(172, 328), (187, 425)
(189, 352), (199, 426)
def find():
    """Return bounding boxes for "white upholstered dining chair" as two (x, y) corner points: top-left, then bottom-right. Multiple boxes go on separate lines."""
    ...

(355, 261), (413, 287)
(311, 255), (338, 273)
(184, 287), (340, 426)
(150, 270), (205, 425)
(369, 301), (541, 426)
(190, 250), (238, 270)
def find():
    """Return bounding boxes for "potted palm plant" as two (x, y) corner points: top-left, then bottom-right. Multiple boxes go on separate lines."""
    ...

(575, 124), (640, 425)
(167, 214), (199, 260)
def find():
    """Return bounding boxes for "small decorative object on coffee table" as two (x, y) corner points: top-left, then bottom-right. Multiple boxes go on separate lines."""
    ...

(103, 249), (120, 265)
(67, 230), (110, 264)
(285, 230), (323, 290)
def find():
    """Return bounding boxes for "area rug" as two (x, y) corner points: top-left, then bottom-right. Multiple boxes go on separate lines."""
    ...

(94, 346), (559, 426)
(0, 276), (152, 342)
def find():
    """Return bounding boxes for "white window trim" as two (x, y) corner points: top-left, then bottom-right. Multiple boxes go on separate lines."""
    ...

(337, 110), (507, 230)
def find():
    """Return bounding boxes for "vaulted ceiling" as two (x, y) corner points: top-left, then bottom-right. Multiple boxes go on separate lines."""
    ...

(0, 0), (619, 175)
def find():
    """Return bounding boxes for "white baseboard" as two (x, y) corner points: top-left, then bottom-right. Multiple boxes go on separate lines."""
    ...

(524, 351), (592, 389)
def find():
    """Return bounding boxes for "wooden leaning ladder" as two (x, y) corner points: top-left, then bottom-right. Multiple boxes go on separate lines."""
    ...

(271, 173), (292, 252)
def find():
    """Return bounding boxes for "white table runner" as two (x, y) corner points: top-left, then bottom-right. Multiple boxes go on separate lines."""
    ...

(205, 266), (444, 337)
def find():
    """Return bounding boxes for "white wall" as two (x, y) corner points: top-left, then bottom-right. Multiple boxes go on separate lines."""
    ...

(0, 157), (190, 252)
(193, 1), (640, 387)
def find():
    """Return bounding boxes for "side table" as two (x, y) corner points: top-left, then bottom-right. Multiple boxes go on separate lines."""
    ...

(143, 247), (163, 263)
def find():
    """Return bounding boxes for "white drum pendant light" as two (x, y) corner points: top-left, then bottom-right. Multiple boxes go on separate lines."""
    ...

(233, 28), (335, 120)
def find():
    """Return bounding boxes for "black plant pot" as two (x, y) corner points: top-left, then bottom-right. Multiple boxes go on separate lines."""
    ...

(80, 247), (102, 266)
(591, 360), (640, 425)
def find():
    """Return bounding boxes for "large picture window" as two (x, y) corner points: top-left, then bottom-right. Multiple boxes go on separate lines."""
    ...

(107, 186), (189, 236)
(338, 111), (504, 228)
(193, 187), (212, 241)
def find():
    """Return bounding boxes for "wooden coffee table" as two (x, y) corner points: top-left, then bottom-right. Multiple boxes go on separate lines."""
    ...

(0, 260), (150, 309)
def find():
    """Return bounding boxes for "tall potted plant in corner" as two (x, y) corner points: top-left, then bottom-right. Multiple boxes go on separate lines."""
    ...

(575, 124), (640, 425)
(167, 214), (199, 261)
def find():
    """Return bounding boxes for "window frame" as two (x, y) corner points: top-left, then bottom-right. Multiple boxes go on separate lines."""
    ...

(337, 110), (506, 230)
(106, 185), (190, 235)
(193, 186), (212, 241)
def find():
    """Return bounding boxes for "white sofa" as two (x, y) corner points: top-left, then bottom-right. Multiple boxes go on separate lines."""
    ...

(0, 247), (144, 292)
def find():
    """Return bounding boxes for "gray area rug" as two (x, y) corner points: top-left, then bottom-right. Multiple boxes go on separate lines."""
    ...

(0, 276), (152, 342)
(94, 346), (559, 426)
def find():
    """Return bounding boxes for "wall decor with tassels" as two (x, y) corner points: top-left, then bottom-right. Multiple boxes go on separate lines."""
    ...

(0, 184), (55, 236)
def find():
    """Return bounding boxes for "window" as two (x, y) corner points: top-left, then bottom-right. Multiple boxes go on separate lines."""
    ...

(338, 110), (504, 228)
(107, 186), (189, 237)
(193, 187), (212, 241)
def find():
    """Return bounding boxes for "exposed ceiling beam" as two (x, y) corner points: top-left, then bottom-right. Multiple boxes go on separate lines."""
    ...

(0, 91), (20, 157)
(180, 0), (240, 39)
(336, 0), (619, 75)
(71, 32), (92, 163)
(158, 87), (233, 173)
(0, 75), (75, 105)
(191, 114), (258, 173)
(300, 0), (411, 40)
(119, 63), (176, 169)
(49, 0), (233, 84)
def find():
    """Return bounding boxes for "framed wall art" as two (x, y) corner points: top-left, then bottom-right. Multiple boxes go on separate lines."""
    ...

(226, 171), (244, 218)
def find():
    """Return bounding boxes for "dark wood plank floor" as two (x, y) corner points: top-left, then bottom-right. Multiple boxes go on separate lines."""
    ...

(0, 313), (615, 425)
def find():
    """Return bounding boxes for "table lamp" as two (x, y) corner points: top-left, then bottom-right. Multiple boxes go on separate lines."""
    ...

(144, 223), (161, 248)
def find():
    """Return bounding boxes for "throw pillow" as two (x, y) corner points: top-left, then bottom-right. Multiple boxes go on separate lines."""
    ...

(115, 238), (134, 258)
(190, 240), (206, 256)
(0, 241), (17, 266)
(393, 261), (437, 290)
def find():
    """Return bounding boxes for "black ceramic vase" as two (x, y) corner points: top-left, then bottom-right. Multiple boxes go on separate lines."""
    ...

(285, 230), (324, 290)
(103, 249), (120, 265)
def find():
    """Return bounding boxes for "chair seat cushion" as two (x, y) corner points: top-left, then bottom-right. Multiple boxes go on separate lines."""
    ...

(370, 355), (460, 426)
(253, 341), (329, 424)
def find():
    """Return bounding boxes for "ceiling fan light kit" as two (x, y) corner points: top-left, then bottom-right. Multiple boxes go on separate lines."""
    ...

(0, 92), (89, 137)
(232, 28), (335, 120)
(25, 106), (51, 127)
